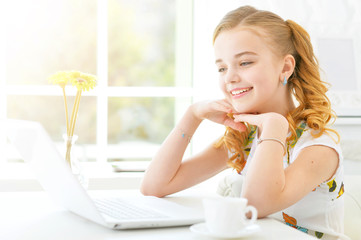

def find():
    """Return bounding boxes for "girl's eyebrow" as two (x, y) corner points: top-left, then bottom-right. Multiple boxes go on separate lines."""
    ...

(215, 51), (258, 64)
(234, 51), (258, 58)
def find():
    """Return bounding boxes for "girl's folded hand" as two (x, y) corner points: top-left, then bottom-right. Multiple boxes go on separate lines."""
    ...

(190, 99), (247, 132)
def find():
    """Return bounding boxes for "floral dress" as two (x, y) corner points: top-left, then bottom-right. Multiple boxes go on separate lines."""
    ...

(239, 123), (349, 240)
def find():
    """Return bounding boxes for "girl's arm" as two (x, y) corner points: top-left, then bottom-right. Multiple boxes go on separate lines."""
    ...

(140, 100), (245, 197)
(234, 113), (338, 218)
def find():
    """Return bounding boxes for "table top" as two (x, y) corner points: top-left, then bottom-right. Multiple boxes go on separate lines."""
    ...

(0, 189), (317, 240)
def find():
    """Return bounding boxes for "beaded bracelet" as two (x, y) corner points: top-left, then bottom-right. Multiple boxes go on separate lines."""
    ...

(257, 138), (286, 156)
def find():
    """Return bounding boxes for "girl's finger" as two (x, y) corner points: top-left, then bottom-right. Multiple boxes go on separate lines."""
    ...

(233, 114), (260, 125)
(220, 100), (237, 113)
(224, 118), (247, 131)
(211, 101), (233, 113)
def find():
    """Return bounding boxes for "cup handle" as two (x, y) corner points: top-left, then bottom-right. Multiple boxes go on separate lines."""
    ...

(244, 205), (258, 225)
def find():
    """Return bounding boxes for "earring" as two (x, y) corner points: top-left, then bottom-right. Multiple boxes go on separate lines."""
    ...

(282, 76), (287, 86)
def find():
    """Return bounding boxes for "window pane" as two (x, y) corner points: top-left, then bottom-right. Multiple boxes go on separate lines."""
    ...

(7, 96), (97, 144)
(108, 97), (175, 144)
(108, 0), (176, 86)
(6, 0), (97, 85)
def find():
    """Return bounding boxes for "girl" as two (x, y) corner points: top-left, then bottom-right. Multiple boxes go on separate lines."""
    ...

(141, 5), (347, 240)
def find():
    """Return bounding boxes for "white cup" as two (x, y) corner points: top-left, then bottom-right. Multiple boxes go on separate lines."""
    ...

(203, 197), (257, 235)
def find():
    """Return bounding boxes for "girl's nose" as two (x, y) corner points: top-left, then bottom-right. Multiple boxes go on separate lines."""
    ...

(224, 69), (241, 84)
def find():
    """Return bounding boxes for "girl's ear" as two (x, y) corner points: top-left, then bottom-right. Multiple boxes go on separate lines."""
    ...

(281, 54), (296, 82)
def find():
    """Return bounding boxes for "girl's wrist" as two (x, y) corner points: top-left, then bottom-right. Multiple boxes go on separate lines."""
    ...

(177, 105), (203, 135)
(188, 103), (204, 123)
(260, 115), (289, 140)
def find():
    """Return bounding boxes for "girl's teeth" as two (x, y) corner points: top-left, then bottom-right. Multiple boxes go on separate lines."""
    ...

(232, 88), (250, 95)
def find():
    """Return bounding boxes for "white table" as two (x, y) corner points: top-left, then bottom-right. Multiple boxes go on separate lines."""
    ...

(0, 189), (317, 240)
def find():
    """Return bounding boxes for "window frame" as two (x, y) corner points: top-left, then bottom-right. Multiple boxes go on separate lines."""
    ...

(0, 0), (194, 189)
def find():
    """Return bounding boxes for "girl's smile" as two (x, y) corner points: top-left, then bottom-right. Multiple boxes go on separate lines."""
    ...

(230, 87), (253, 99)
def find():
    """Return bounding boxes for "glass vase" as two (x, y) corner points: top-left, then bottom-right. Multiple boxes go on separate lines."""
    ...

(63, 134), (89, 189)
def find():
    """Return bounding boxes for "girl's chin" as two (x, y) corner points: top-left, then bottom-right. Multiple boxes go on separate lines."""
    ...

(232, 105), (255, 114)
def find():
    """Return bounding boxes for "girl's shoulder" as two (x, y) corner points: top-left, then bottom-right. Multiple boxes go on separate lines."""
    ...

(290, 124), (343, 163)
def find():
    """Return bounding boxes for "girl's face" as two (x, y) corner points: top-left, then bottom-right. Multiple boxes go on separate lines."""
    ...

(214, 27), (290, 115)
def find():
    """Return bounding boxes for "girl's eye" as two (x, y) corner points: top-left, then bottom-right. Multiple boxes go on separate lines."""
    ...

(218, 67), (226, 73)
(240, 62), (252, 67)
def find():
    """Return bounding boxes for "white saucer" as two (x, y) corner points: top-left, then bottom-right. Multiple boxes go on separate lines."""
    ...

(190, 222), (261, 239)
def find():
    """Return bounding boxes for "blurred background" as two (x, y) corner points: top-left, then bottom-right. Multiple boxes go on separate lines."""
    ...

(1, 0), (192, 168)
(1, 0), (361, 186)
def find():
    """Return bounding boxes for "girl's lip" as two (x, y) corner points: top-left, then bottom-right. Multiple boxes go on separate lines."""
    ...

(230, 87), (253, 98)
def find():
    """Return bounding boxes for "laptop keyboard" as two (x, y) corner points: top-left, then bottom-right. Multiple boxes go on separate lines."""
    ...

(94, 198), (168, 220)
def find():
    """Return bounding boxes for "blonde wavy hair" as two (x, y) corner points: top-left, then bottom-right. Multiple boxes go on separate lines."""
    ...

(213, 6), (340, 173)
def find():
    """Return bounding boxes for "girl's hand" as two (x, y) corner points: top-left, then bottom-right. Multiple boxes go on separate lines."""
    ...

(190, 99), (246, 132)
(233, 112), (289, 137)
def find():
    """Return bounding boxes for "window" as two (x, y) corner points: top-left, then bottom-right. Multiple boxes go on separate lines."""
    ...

(1, 0), (193, 175)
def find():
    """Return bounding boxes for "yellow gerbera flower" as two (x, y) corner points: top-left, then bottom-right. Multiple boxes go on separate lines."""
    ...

(69, 71), (97, 91)
(49, 71), (97, 91)
(48, 71), (71, 88)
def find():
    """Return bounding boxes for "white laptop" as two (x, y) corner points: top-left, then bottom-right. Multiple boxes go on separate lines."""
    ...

(5, 119), (204, 230)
